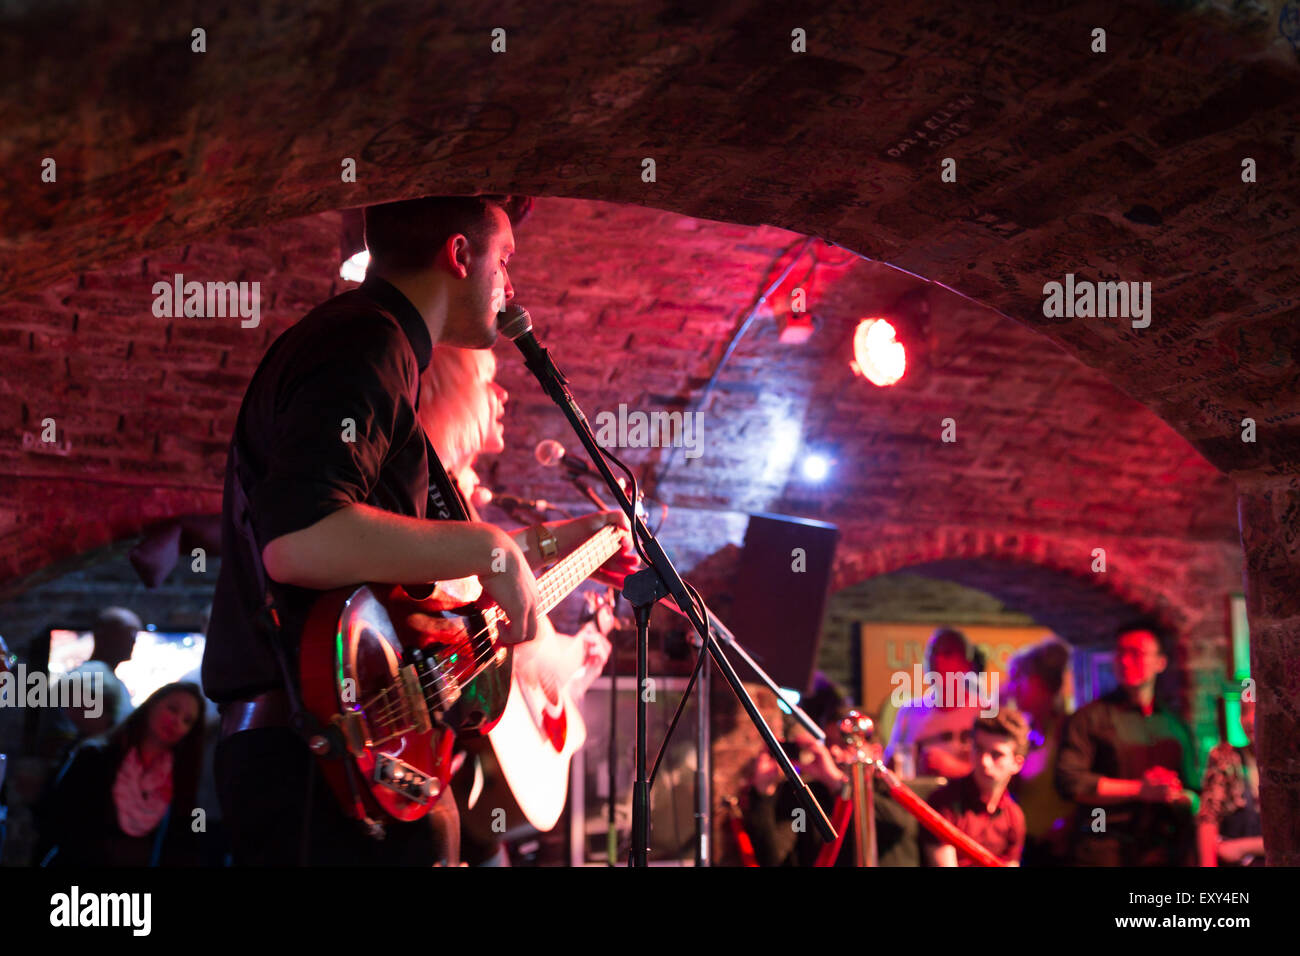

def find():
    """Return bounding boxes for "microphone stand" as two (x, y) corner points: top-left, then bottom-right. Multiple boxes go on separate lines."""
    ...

(568, 472), (826, 747)
(576, 478), (823, 864)
(695, 610), (826, 744)
(505, 309), (837, 865)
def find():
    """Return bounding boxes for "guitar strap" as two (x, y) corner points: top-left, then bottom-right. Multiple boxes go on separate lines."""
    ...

(415, 369), (471, 522)
(423, 432), (471, 522)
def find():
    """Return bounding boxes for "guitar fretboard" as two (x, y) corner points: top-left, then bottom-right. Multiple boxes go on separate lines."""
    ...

(484, 525), (624, 626)
(536, 525), (624, 614)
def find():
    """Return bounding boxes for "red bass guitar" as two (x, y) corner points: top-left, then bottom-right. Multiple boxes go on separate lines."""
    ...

(298, 524), (625, 830)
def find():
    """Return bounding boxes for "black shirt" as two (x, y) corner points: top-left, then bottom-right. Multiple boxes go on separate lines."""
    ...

(203, 276), (436, 704)
(1055, 688), (1198, 865)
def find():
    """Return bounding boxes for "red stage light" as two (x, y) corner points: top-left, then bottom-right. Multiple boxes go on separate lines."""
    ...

(850, 318), (906, 386)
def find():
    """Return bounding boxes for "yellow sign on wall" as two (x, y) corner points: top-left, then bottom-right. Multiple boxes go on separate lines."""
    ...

(859, 623), (1055, 736)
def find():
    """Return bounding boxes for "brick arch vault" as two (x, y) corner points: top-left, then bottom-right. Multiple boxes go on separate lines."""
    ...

(832, 523), (1231, 731)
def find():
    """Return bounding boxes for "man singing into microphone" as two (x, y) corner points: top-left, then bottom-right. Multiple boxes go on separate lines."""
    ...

(204, 195), (634, 865)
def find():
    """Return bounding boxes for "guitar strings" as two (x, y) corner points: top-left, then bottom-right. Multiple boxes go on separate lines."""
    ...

(354, 529), (621, 729)
(364, 557), (580, 726)
(361, 530), (618, 729)
(361, 536), (618, 730)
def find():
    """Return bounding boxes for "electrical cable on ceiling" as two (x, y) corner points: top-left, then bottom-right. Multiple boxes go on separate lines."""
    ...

(647, 235), (819, 496)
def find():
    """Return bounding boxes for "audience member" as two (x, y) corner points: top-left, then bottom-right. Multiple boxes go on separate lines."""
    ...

(1055, 623), (1198, 866)
(37, 681), (204, 866)
(740, 676), (932, 867)
(56, 606), (139, 742)
(885, 628), (982, 779)
(744, 716), (849, 867)
(922, 707), (1028, 866)
(1007, 636), (1075, 864)
(1198, 696), (1264, 866)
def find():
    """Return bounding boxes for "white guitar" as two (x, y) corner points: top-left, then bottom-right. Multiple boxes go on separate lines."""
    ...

(488, 590), (618, 831)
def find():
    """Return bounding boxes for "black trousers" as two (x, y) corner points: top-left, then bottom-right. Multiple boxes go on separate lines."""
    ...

(215, 727), (459, 866)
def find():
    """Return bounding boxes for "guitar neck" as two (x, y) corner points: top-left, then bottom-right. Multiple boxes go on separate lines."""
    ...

(484, 525), (624, 626)
(535, 525), (624, 614)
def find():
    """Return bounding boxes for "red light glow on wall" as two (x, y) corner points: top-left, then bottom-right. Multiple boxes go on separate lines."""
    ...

(851, 318), (906, 386)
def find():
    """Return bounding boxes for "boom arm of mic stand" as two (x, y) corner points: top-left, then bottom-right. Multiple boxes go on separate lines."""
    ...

(701, 611), (825, 744)
(516, 339), (837, 846)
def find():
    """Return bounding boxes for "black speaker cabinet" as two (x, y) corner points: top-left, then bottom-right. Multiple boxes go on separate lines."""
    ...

(727, 513), (840, 695)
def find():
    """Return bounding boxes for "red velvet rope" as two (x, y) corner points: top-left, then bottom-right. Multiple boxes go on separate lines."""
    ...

(814, 793), (855, 867)
(877, 766), (1007, 867)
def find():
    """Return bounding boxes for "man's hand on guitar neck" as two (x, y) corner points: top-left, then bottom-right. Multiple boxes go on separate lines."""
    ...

(568, 589), (619, 697)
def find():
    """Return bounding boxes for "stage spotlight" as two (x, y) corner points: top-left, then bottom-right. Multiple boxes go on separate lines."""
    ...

(338, 207), (368, 282)
(776, 687), (802, 714)
(801, 453), (832, 482)
(851, 317), (906, 386)
(340, 249), (369, 282)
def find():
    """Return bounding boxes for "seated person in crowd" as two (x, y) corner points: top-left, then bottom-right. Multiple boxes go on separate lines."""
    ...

(1055, 623), (1198, 866)
(1198, 696), (1264, 867)
(885, 628), (983, 779)
(922, 707), (1028, 866)
(744, 716), (849, 867)
(36, 682), (205, 867)
(38, 607), (140, 762)
(740, 676), (926, 867)
(1007, 636), (1076, 865)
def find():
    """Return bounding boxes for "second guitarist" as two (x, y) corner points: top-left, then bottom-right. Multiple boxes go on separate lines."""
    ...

(417, 342), (627, 865)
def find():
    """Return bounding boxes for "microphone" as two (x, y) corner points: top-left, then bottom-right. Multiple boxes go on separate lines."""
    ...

(535, 438), (592, 478)
(536, 439), (628, 490)
(498, 302), (545, 366)
(472, 485), (550, 513)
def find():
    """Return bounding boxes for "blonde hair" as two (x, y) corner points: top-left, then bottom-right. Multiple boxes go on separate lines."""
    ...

(418, 345), (498, 475)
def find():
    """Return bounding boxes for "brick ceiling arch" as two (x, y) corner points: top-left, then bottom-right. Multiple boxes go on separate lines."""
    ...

(901, 558), (1169, 649)
(826, 520), (1237, 654)
(3, 0), (1298, 484)
(0, 200), (1244, 593)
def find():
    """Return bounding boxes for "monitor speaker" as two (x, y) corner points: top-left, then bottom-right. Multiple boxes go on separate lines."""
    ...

(727, 513), (839, 695)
